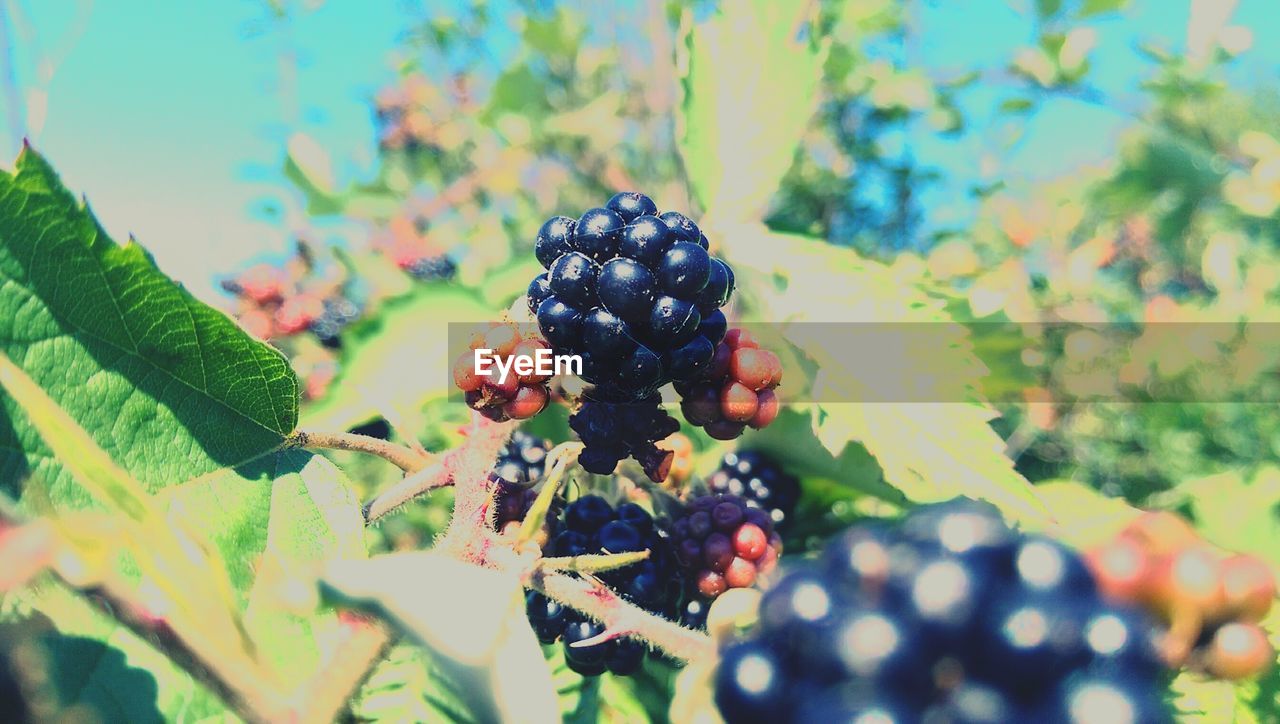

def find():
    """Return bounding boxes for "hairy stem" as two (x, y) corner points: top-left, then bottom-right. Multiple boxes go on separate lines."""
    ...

(291, 430), (431, 473)
(529, 570), (715, 663)
(537, 550), (650, 575)
(364, 414), (513, 525)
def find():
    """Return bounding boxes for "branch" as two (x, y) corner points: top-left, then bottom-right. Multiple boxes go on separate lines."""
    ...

(291, 430), (431, 474)
(289, 613), (395, 723)
(528, 570), (715, 663)
(363, 414), (513, 524)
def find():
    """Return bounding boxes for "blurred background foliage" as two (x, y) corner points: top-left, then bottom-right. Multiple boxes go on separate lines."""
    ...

(250, 0), (1280, 512)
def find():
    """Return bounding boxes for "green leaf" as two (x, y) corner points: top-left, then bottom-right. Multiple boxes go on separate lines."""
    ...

(322, 551), (559, 723)
(1079, 0), (1129, 18)
(1035, 0), (1063, 18)
(1019, 480), (1142, 548)
(679, 0), (827, 221)
(299, 283), (496, 433)
(0, 149), (366, 718)
(0, 146), (298, 509)
(349, 643), (477, 724)
(723, 224), (1048, 524)
(1170, 466), (1280, 572)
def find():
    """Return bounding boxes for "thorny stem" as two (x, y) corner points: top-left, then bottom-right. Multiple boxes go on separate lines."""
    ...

(537, 550), (650, 575)
(363, 414), (514, 525)
(528, 569), (715, 663)
(291, 430), (431, 474)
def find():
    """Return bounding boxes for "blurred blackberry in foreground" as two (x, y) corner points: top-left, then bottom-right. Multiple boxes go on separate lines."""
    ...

(527, 495), (682, 676)
(707, 451), (800, 529)
(713, 498), (1171, 723)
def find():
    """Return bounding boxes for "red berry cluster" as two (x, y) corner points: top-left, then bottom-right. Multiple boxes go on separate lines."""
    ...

(677, 329), (782, 440)
(222, 244), (361, 345)
(1085, 511), (1277, 679)
(670, 493), (782, 599)
(452, 322), (551, 422)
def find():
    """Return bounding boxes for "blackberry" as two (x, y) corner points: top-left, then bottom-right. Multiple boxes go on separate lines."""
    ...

(309, 296), (362, 345)
(670, 493), (782, 602)
(707, 451), (801, 529)
(677, 328), (783, 440)
(492, 430), (552, 486)
(452, 323), (551, 422)
(531, 193), (735, 401)
(711, 498), (1172, 723)
(525, 495), (682, 677)
(406, 254), (457, 281)
(568, 394), (680, 482)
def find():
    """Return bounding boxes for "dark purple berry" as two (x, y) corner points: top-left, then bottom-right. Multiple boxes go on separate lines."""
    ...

(667, 334), (716, 380)
(536, 296), (583, 350)
(549, 251), (600, 308)
(649, 295), (701, 346)
(620, 214), (673, 266)
(582, 307), (638, 362)
(565, 495), (615, 534)
(599, 520), (644, 553)
(698, 309), (728, 346)
(527, 273), (553, 315)
(694, 257), (734, 311)
(657, 241), (711, 297)
(597, 257), (657, 321)
(535, 216), (576, 268)
(606, 192), (658, 223)
(574, 207), (624, 261)
(658, 210), (701, 244)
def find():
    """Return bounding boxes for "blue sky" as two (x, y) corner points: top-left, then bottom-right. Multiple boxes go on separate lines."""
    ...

(2, 0), (1278, 300)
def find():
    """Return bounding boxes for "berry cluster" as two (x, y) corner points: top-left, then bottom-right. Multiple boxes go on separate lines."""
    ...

(222, 245), (363, 347)
(529, 192), (735, 402)
(672, 494), (781, 601)
(452, 322), (551, 422)
(526, 495), (681, 676)
(706, 450), (800, 529)
(1085, 511), (1276, 680)
(677, 329), (782, 441)
(714, 499), (1171, 723)
(568, 394), (680, 482)
(374, 214), (457, 282)
(491, 431), (553, 536)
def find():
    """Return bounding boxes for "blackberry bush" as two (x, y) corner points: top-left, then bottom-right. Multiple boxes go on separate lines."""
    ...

(527, 494), (682, 676)
(707, 450), (801, 529)
(713, 498), (1172, 723)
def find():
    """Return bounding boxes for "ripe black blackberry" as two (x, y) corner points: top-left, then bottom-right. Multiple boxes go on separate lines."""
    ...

(526, 495), (682, 677)
(531, 192), (735, 401)
(707, 451), (800, 529)
(568, 393), (680, 482)
(712, 498), (1171, 723)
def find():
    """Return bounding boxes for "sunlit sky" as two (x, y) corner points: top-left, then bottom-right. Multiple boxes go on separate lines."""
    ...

(2, 1), (1279, 301)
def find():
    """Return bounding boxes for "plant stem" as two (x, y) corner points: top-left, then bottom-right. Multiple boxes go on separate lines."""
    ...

(363, 415), (513, 524)
(529, 570), (715, 663)
(289, 614), (394, 723)
(291, 430), (431, 473)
